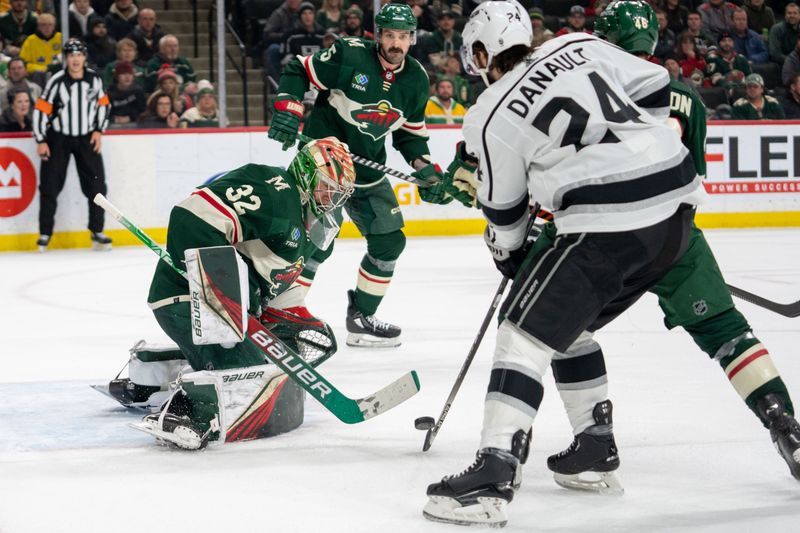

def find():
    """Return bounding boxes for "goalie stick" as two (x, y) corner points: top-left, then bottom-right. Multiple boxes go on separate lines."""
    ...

(296, 133), (436, 188)
(727, 283), (800, 318)
(93, 193), (420, 424)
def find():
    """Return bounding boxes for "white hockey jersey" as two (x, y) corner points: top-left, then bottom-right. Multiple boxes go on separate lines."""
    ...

(463, 33), (707, 251)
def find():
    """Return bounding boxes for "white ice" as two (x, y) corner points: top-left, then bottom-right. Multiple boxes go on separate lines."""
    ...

(1, 229), (800, 533)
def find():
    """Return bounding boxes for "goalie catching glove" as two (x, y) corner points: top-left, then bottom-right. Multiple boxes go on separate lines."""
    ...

(260, 306), (337, 367)
(268, 94), (304, 150)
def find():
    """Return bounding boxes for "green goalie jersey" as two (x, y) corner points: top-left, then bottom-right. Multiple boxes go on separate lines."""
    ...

(148, 164), (316, 313)
(669, 78), (707, 178)
(279, 37), (431, 182)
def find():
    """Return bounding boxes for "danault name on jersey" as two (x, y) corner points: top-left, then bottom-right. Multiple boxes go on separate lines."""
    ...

(463, 33), (707, 250)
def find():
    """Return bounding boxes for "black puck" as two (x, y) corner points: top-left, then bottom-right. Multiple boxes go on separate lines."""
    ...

(414, 416), (435, 431)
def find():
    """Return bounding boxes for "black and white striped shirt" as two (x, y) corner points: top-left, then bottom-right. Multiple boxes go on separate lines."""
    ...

(33, 68), (110, 143)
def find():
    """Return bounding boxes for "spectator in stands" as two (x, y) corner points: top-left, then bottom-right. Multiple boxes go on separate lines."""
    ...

(699, 0), (736, 40)
(676, 33), (708, 86)
(180, 86), (224, 127)
(322, 31), (338, 49)
(664, 0), (690, 35)
(107, 61), (145, 126)
(350, 0), (375, 34)
(282, 2), (326, 64)
(93, 0), (115, 17)
(0, 0), (38, 54)
(20, 14), (61, 86)
(408, 0), (437, 34)
(745, 0), (776, 37)
(317, 0), (345, 33)
(732, 72), (785, 118)
(145, 35), (196, 92)
(664, 55), (693, 85)
(732, 8), (769, 62)
(87, 18), (117, 70)
(424, 78), (465, 125)
(556, 6), (589, 36)
(417, 10), (461, 70)
(127, 9), (164, 65)
(104, 0), (139, 41)
(529, 8), (554, 48)
(441, 55), (472, 105)
(779, 71), (800, 117)
(654, 9), (678, 61)
(102, 38), (144, 87)
(154, 66), (186, 114)
(139, 90), (180, 128)
(686, 10), (716, 54)
(340, 5), (373, 39)
(0, 57), (41, 104)
(707, 32), (752, 86)
(769, 3), (800, 65)
(262, 0), (302, 84)
(0, 87), (32, 132)
(69, 0), (98, 39)
(782, 33), (800, 84)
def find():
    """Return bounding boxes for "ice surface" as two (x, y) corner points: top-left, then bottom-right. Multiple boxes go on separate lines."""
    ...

(1, 230), (799, 533)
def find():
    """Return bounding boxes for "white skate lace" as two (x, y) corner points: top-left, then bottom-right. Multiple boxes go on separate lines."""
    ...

(443, 453), (483, 481)
(364, 315), (392, 332)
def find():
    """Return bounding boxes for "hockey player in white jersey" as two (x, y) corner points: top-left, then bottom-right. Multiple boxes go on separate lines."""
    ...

(423, 0), (706, 527)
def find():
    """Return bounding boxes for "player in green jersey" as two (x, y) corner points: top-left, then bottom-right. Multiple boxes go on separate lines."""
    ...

(268, 3), (450, 348)
(110, 138), (357, 450)
(541, 0), (800, 489)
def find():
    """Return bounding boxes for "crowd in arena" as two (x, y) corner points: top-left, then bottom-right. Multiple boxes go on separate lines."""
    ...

(247, 0), (800, 122)
(0, 0), (798, 131)
(0, 0), (223, 131)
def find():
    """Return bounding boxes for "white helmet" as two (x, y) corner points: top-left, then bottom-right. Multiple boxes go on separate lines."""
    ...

(461, 0), (532, 85)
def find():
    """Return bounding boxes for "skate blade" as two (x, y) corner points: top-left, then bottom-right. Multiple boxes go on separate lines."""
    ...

(423, 496), (508, 528)
(128, 421), (204, 450)
(92, 242), (112, 252)
(89, 384), (166, 411)
(37, 246), (48, 253)
(553, 471), (624, 495)
(346, 332), (401, 348)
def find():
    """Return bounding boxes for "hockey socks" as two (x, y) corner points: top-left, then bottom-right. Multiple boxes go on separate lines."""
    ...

(355, 254), (394, 317)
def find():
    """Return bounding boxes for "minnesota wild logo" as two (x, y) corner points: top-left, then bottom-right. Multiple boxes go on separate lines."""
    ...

(267, 257), (305, 298)
(351, 100), (402, 140)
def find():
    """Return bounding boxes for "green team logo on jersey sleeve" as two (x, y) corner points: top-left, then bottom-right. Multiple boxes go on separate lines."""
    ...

(351, 100), (403, 140)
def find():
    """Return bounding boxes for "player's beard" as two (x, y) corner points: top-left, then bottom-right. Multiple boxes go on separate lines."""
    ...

(379, 44), (406, 65)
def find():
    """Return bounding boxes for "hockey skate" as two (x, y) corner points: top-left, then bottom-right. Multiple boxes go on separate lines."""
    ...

(129, 390), (217, 451)
(547, 400), (624, 494)
(91, 232), (112, 251)
(36, 234), (50, 253)
(757, 393), (800, 480)
(101, 378), (163, 409)
(345, 290), (401, 348)
(424, 448), (518, 528)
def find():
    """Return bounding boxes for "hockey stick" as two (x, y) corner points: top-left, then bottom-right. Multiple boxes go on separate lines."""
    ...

(727, 283), (800, 318)
(416, 207), (542, 452)
(296, 133), (436, 187)
(93, 193), (420, 424)
(418, 275), (510, 452)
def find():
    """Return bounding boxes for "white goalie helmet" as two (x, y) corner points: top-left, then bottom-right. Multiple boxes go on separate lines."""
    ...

(460, 0), (532, 85)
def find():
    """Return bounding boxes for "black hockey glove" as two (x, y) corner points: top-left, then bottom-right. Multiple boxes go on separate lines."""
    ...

(484, 226), (529, 280)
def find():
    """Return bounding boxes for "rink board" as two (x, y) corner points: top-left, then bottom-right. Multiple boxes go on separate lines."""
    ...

(2, 122), (800, 251)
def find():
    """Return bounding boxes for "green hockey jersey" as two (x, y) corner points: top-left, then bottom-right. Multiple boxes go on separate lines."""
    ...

(705, 51), (751, 87)
(669, 79), (708, 177)
(148, 164), (315, 313)
(279, 37), (431, 182)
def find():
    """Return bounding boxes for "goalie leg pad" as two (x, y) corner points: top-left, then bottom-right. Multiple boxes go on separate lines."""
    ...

(132, 364), (305, 448)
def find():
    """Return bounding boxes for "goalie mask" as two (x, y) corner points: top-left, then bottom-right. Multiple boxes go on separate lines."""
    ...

(594, 0), (659, 56)
(289, 137), (356, 250)
(460, 0), (532, 86)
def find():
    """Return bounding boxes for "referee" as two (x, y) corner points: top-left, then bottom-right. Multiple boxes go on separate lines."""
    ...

(33, 38), (112, 252)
